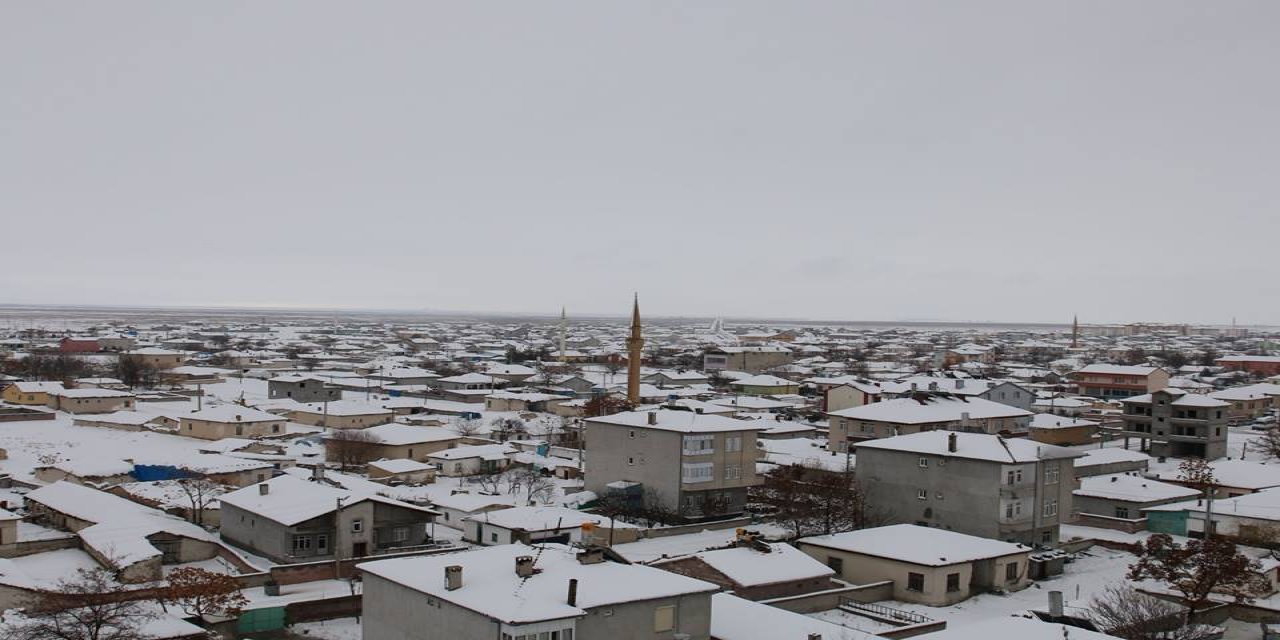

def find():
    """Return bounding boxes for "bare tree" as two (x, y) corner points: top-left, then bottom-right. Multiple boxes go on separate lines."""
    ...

(1127, 534), (1269, 616)
(324, 429), (379, 471)
(451, 417), (483, 438)
(1089, 585), (1218, 640)
(112, 357), (159, 390)
(751, 464), (882, 539)
(1254, 428), (1280, 461)
(173, 477), (221, 527)
(12, 566), (157, 640)
(526, 476), (556, 505)
(161, 566), (248, 620)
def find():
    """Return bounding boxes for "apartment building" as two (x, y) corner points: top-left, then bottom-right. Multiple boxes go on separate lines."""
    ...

(1119, 388), (1229, 460)
(702, 346), (793, 373)
(1071, 364), (1169, 399)
(584, 410), (764, 521)
(854, 431), (1082, 546)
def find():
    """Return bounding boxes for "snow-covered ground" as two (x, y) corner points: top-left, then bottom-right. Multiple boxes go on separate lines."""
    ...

(288, 617), (362, 639)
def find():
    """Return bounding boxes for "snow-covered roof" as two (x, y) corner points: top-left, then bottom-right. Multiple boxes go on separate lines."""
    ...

(184, 405), (283, 423)
(333, 423), (459, 446)
(827, 396), (1031, 424)
(427, 443), (515, 462)
(1074, 448), (1151, 467)
(1074, 474), (1200, 503)
(43, 457), (133, 478)
(465, 505), (639, 531)
(358, 543), (717, 624)
(854, 431), (1081, 464)
(728, 374), (796, 387)
(368, 458), (434, 474)
(588, 410), (766, 434)
(219, 475), (437, 526)
(51, 388), (135, 399)
(292, 400), (395, 416)
(11, 381), (65, 394)
(1029, 414), (1099, 429)
(922, 617), (1120, 640)
(683, 543), (833, 587)
(799, 524), (1029, 566)
(1153, 460), (1280, 490)
(1075, 364), (1162, 376)
(710, 593), (872, 640)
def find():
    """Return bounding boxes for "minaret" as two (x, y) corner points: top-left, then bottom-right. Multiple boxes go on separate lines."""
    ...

(1071, 314), (1079, 349)
(559, 307), (567, 363)
(626, 295), (644, 406)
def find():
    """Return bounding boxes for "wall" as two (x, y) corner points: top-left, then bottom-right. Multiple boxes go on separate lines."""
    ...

(761, 582), (893, 613)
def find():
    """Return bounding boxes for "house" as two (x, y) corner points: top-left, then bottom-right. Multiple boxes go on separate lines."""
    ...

(436, 373), (502, 391)
(368, 367), (441, 386)
(218, 474), (439, 564)
(652, 536), (838, 600)
(1216, 355), (1280, 377)
(267, 374), (341, 403)
(484, 363), (537, 384)
(1030, 395), (1094, 417)
(484, 391), (572, 412)
(463, 505), (642, 546)
(325, 423), (462, 463)
(73, 410), (166, 431)
(797, 524), (1032, 606)
(703, 346), (793, 373)
(428, 443), (517, 477)
(887, 376), (1034, 418)
(1, 381), (65, 406)
(727, 374), (799, 396)
(1072, 364), (1169, 399)
(1118, 388), (1229, 459)
(131, 453), (277, 486)
(24, 481), (220, 583)
(0, 509), (18, 546)
(122, 348), (189, 369)
(1152, 460), (1280, 498)
(1210, 383), (1280, 422)
(359, 543), (718, 640)
(1072, 474), (1200, 532)
(367, 459), (436, 484)
(1027, 414), (1099, 446)
(644, 370), (710, 387)
(33, 458), (134, 486)
(290, 400), (395, 429)
(854, 431), (1082, 546)
(584, 410), (765, 521)
(428, 492), (514, 531)
(45, 388), (136, 414)
(161, 365), (232, 385)
(802, 377), (885, 412)
(58, 337), (100, 353)
(1073, 448), (1151, 478)
(827, 395), (1033, 451)
(178, 406), (288, 440)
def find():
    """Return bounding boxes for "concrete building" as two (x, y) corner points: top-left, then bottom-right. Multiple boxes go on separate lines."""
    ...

(854, 431), (1082, 546)
(727, 374), (799, 396)
(359, 543), (718, 640)
(1072, 448), (1151, 478)
(1072, 364), (1169, 400)
(1, 381), (65, 406)
(218, 474), (438, 564)
(652, 537), (837, 601)
(797, 524), (1032, 606)
(1210, 383), (1280, 423)
(324, 423), (461, 463)
(1072, 474), (1199, 530)
(178, 406), (288, 440)
(290, 400), (395, 429)
(887, 377), (1035, 418)
(1216, 355), (1280, 377)
(827, 394), (1032, 452)
(1119, 388), (1229, 460)
(45, 388), (136, 414)
(428, 444), (517, 477)
(463, 506), (642, 547)
(267, 375), (340, 403)
(122, 348), (189, 369)
(702, 346), (793, 373)
(1027, 414), (1099, 447)
(584, 410), (765, 521)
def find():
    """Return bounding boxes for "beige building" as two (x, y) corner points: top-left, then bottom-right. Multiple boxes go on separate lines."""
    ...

(1027, 414), (1099, 446)
(324, 423), (461, 463)
(584, 410), (764, 521)
(703, 346), (793, 373)
(290, 400), (394, 429)
(46, 388), (136, 414)
(179, 406), (287, 440)
(2, 381), (65, 405)
(122, 348), (189, 369)
(797, 524), (1032, 606)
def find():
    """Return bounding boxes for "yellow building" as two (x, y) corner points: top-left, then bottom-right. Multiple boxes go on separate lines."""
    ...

(2, 381), (66, 405)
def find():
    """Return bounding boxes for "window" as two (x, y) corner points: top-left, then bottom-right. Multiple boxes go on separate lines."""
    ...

(725, 435), (742, 453)
(1005, 468), (1023, 485)
(392, 527), (409, 542)
(628, 430), (636, 439)
(627, 457), (635, 466)
(1044, 467), (1060, 485)
(653, 605), (675, 632)
(491, 532), (498, 543)
(827, 557), (843, 574)
(1115, 506), (1130, 519)
(1006, 562), (1019, 581)
(724, 464), (741, 480)
(907, 572), (925, 592)
(1043, 500), (1058, 517)
(916, 489), (927, 500)
(946, 573), (960, 592)
(291, 535), (313, 554)
(918, 457), (929, 468)
(683, 434), (714, 455)
(352, 519), (364, 533)
(682, 462), (714, 484)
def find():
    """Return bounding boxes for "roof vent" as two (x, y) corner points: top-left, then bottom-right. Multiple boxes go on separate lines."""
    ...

(577, 548), (606, 565)
(647, 412), (657, 426)
(948, 432), (957, 453)
(259, 483), (269, 495)
(445, 565), (463, 591)
(515, 555), (535, 578)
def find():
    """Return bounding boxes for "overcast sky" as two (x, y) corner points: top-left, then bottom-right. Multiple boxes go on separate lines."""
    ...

(3, 2), (1278, 324)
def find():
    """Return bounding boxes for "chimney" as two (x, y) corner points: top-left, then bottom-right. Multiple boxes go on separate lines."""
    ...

(1048, 590), (1064, 618)
(235, 414), (242, 422)
(259, 483), (270, 496)
(311, 465), (325, 482)
(694, 407), (703, 414)
(647, 412), (657, 425)
(567, 578), (578, 606)
(445, 565), (463, 591)
(956, 379), (965, 389)
(910, 382), (918, 391)
(948, 433), (957, 453)
(1111, 476), (1118, 482)
(515, 555), (535, 578)
(808, 635), (823, 640)
(577, 548), (605, 565)
(960, 412), (970, 426)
